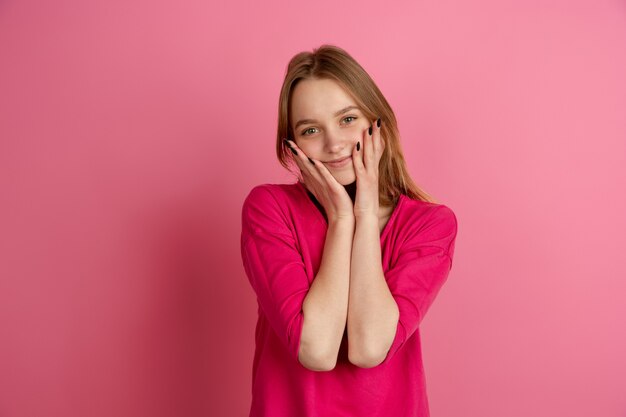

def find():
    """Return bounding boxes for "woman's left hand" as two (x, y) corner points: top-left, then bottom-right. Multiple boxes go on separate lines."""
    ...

(352, 117), (385, 218)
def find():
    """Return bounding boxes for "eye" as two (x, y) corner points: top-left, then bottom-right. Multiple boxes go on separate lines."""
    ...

(300, 116), (357, 136)
(301, 127), (317, 136)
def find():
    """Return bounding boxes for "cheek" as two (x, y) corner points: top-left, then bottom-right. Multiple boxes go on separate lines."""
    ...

(298, 143), (320, 156)
(354, 122), (370, 135)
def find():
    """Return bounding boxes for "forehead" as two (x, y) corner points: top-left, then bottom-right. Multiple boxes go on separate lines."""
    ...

(290, 78), (358, 117)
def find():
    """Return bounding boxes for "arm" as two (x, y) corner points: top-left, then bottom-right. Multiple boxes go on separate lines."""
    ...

(299, 217), (355, 371)
(347, 213), (399, 368)
(348, 205), (458, 367)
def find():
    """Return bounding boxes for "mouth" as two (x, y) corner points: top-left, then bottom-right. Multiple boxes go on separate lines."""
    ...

(323, 155), (352, 168)
(324, 156), (351, 163)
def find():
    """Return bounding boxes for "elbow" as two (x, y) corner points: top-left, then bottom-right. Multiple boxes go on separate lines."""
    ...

(348, 348), (386, 369)
(348, 314), (399, 369)
(298, 346), (337, 372)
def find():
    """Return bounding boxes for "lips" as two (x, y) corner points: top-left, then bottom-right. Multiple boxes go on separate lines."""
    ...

(325, 156), (351, 163)
(323, 155), (352, 169)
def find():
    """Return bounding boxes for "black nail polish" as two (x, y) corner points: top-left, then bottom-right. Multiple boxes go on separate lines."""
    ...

(377, 118), (381, 128)
(308, 157), (315, 165)
(290, 147), (297, 156)
(368, 125), (372, 135)
(356, 141), (360, 151)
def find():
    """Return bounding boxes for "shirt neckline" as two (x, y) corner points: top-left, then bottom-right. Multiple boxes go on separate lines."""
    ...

(295, 181), (405, 240)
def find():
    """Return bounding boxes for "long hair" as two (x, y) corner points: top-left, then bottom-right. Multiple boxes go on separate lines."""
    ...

(276, 44), (437, 205)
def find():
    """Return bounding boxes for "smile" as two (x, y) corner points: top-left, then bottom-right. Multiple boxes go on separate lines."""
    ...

(324, 156), (352, 168)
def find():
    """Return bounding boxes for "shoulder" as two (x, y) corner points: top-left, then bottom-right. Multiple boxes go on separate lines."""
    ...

(399, 197), (457, 229)
(397, 196), (458, 251)
(242, 182), (301, 212)
(241, 182), (302, 236)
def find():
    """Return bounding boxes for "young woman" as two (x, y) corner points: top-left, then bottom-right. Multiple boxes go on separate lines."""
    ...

(240, 44), (458, 417)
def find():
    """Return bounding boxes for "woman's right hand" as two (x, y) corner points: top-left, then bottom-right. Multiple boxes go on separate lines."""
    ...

(284, 139), (355, 223)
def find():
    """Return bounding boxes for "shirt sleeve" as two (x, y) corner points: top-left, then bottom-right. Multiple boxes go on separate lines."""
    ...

(240, 185), (309, 363)
(380, 204), (458, 365)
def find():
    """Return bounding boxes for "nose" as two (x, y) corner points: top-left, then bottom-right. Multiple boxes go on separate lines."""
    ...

(323, 127), (351, 153)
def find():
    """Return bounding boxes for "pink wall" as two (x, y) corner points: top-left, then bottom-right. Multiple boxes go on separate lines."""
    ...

(1, 1), (625, 416)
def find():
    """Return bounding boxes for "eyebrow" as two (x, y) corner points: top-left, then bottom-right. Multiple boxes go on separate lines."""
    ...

(294, 105), (360, 130)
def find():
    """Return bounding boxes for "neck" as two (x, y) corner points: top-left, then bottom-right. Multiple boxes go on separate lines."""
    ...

(303, 179), (358, 222)
(342, 179), (357, 204)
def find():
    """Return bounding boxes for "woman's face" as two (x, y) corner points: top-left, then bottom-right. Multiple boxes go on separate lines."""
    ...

(290, 78), (371, 185)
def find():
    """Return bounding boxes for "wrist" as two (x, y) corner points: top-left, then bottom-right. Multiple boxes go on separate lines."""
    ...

(328, 214), (356, 226)
(354, 212), (378, 223)
(354, 209), (378, 219)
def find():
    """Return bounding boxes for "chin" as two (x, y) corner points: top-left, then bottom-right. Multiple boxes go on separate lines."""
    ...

(333, 171), (356, 185)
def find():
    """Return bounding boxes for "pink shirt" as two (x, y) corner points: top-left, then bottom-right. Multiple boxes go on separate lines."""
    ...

(240, 181), (458, 417)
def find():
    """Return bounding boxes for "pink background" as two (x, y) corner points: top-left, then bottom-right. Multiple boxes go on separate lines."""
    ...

(1, 1), (625, 416)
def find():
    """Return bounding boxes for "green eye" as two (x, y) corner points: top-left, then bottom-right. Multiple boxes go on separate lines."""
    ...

(301, 116), (357, 136)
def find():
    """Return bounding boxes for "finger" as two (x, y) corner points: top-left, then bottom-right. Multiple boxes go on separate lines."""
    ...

(283, 138), (312, 183)
(363, 122), (375, 170)
(283, 138), (305, 170)
(373, 117), (385, 158)
(283, 138), (307, 166)
(314, 154), (347, 191)
(285, 139), (345, 204)
(287, 139), (344, 192)
(285, 139), (325, 183)
(352, 138), (364, 175)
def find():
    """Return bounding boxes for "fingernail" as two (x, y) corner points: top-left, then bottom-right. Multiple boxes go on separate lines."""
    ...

(368, 125), (372, 135)
(308, 157), (315, 165)
(284, 139), (298, 155)
(377, 118), (381, 128)
(356, 141), (360, 151)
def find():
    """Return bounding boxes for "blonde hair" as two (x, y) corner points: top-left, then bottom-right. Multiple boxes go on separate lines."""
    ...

(276, 44), (437, 205)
